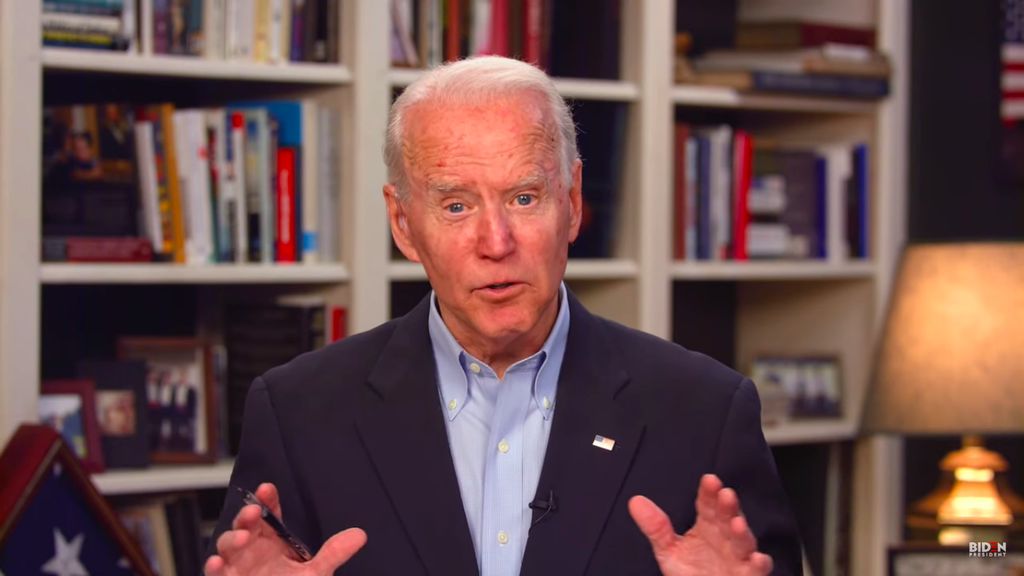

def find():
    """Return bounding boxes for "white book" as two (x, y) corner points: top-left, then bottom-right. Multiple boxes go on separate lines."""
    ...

(228, 111), (249, 263)
(203, 0), (226, 59)
(471, 0), (492, 54)
(173, 110), (215, 264)
(269, 0), (284, 63)
(133, 121), (162, 251)
(815, 143), (853, 263)
(139, 0), (154, 55)
(704, 125), (733, 261)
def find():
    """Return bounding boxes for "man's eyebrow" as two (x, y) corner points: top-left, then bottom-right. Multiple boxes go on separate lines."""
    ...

(504, 175), (546, 193)
(426, 181), (467, 195)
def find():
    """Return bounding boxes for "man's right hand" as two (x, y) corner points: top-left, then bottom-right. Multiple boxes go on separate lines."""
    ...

(204, 483), (367, 576)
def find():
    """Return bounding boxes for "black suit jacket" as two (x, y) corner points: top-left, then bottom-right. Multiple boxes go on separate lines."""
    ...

(213, 293), (803, 575)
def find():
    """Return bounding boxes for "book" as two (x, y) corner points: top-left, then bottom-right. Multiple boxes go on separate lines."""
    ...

(693, 46), (891, 78)
(683, 69), (889, 99)
(736, 21), (876, 50)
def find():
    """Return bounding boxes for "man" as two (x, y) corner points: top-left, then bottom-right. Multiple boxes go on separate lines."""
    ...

(206, 56), (802, 576)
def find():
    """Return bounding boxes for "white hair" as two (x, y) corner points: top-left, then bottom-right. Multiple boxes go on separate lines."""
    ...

(384, 56), (578, 199)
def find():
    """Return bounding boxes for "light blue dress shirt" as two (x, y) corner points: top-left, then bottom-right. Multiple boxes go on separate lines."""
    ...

(428, 283), (570, 576)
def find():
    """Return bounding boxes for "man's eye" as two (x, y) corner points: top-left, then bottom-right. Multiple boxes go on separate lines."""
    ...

(515, 194), (534, 206)
(445, 202), (465, 214)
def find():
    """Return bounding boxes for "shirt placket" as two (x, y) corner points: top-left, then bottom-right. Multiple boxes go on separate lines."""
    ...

(480, 367), (532, 576)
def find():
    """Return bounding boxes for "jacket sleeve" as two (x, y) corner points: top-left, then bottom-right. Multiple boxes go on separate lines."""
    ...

(713, 378), (804, 576)
(207, 376), (316, 559)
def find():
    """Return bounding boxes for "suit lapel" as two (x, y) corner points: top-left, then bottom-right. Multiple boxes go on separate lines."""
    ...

(354, 297), (478, 576)
(521, 296), (646, 575)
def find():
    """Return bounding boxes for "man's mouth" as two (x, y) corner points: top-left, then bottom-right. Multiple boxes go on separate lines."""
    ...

(486, 282), (514, 290)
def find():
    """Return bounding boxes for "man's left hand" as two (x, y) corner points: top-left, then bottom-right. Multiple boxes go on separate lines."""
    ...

(629, 474), (774, 576)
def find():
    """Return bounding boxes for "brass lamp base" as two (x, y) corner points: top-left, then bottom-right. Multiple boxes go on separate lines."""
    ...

(906, 436), (1024, 545)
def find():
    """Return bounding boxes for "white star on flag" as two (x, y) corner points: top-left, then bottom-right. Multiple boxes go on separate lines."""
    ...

(41, 528), (89, 576)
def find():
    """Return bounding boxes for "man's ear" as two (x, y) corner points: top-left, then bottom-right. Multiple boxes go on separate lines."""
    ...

(567, 158), (584, 243)
(383, 183), (421, 262)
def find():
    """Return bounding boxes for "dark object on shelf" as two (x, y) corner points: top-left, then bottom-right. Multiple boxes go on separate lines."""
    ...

(0, 424), (154, 575)
(77, 359), (152, 469)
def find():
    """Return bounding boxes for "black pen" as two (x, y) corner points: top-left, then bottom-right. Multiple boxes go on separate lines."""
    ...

(233, 485), (313, 562)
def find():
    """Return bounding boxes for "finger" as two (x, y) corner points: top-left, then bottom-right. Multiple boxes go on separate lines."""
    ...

(748, 551), (774, 576)
(255, 482), (283, 519)
(717, 487), (741, 520)
(728, 512), (758, 559)
(204, 554), (227, 576)
(232, 504), (263, 532)
(695, 474), (722, 527)
(628, 495), (677, 554)
(216, 529), (252, 561)
(309, 527), (368, 573)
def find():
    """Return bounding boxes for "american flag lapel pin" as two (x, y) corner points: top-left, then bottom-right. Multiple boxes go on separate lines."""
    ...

(592, 435), (615, 451)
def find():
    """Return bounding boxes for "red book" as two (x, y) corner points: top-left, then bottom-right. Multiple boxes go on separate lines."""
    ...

(731, 131), (752, 261)
(523, 0), (542, 64)
(488, 0), (510, 56)
(330, 306), (347, 342)
(446, 0), (462, 60)
(276, 147), (297, 262)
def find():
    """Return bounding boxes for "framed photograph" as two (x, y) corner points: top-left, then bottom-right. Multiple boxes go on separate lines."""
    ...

(77, 359), (150, 469)
(749, 355), (843, 424)
(117, 337), (217, 464)
(39, 379), (104, 473)
(889, 543), (1024, 576)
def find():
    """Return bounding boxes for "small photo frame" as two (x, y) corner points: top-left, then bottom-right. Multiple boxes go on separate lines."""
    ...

(117, 337), (217, 464)
(889, 543), (1024, 576)
(77, 359), (151, 469)
(749, 355), (843, 424)
(39, 379), (105, 473)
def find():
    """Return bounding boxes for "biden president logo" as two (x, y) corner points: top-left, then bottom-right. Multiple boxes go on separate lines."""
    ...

(968, 541), (1008, 557)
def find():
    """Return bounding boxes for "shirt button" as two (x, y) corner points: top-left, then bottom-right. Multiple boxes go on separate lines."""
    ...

(498, 439), (510, 454)
(542, 396), (551, 409)
(447, 398), (457, 411)
(497, 530), (509, 545)
(469, 363), (482, 374)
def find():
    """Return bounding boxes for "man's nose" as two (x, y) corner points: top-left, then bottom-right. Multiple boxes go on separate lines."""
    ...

(476, 205), (516, 260)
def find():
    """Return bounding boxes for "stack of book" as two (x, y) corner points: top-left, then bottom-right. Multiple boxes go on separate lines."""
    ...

(677, 0), (890, 99)
(43, 0), (135, 51)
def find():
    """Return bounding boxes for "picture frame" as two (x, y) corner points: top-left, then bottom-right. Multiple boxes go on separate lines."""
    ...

(889, 543), (1024, 576)
(749, 355), (843, 425)
(77, 359), (151, 469)
(39, 379), (104, 473)
(117, 336), (217, 464)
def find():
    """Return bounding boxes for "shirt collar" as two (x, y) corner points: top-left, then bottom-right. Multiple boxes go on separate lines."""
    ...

(428, 283), (570, 422)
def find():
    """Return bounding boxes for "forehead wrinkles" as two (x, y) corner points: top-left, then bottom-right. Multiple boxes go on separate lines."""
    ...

(401, 98), (560, 184)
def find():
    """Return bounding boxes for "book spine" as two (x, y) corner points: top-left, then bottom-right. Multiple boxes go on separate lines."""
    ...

(672, 123), (689, 260)
(276, 147), (297, 262)
(732, 131), (752, 261)
(751, 71), (889, 99)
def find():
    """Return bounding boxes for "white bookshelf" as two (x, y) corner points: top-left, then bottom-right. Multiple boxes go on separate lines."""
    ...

(390, 68), (641, 101)
(43, 47), (354, 84)
(39, 263), (351, 285)
(763, 420), (858, 446)
(672, 85), (878, 114)
(389, 259), (640, 282)
(669, 260), (876, 281)
(0, 2), (909, 572)
(91, 461), (234, 495)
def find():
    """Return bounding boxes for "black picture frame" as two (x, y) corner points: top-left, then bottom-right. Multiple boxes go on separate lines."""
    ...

(77, 359), (151, 469)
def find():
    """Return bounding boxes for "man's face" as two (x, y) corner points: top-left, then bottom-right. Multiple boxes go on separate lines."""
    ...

(385, 93), (582, 355)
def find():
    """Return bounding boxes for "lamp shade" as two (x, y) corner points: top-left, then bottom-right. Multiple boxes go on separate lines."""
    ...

(864, 242), (1024, 434)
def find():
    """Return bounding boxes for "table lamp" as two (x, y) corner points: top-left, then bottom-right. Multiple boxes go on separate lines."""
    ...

(863, 242), (1024, 545)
